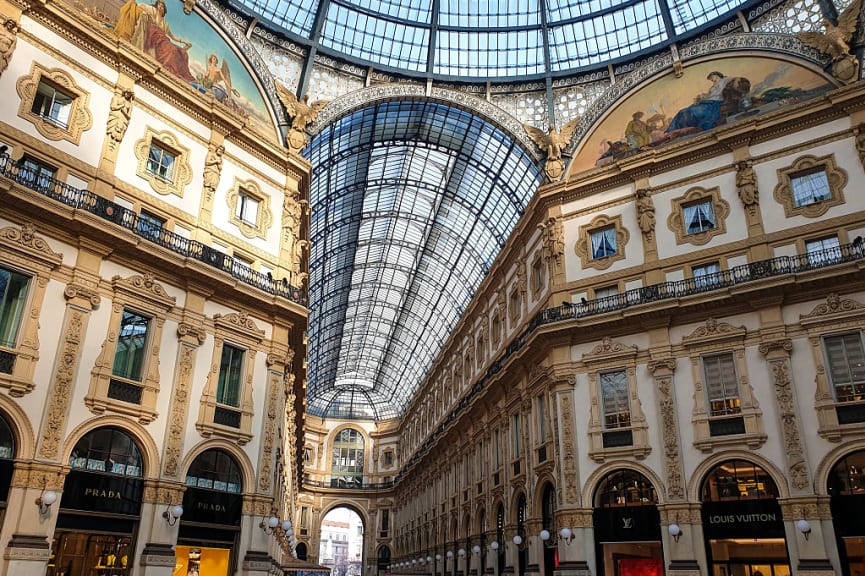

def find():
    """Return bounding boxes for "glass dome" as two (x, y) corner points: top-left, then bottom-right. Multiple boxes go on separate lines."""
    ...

(228, 0), (753, 80)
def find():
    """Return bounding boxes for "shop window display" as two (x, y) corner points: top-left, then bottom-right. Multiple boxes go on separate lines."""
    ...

(829, 450), (865, 576)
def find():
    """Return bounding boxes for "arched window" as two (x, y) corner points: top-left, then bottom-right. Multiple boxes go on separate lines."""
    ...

(296, 541), (308, 560)
(69, 427), (143, 477)
(0, 414), (15, 504)
(377, 545), (391, 569)
(185, 449), (243, 493)
(828, 450), (865, 495)
(701, 459), (778, 501)
(331, 428), (364, 488)
(595, 469), (657, 507)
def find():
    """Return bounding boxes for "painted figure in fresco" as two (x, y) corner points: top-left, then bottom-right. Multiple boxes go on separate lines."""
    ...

(665, 71), (750, 134)
(116, 0), (195, 82)
(200, 53), (239, 101)
(625, 111), (651, 149)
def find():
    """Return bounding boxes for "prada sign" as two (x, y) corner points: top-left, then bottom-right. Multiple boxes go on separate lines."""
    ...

(701, 499), (784, 539)
(182, 487), (242, 526)
(59, 470), (143, 516)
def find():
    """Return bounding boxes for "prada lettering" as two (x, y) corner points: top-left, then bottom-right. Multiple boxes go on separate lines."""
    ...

(709, 513), (777, 524)
(84, 488), (123, 499)
(197, 502), (227, 512)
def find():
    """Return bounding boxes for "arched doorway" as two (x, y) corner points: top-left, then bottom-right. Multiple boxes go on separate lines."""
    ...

(51, 427), (144, 576)
(701, 459), (789, 576)
(0, 412), (14, 527)
(319, 507), (365, 576)
(540, 484), (557, 576)
(515, 494), (527, 576)
(297, 542), (309, 561)
(176, 448), (244, 576)
(592, 469), (663, 576)
(495, 504), (505, 576)
(828, 450), (865, 576)
(377, 545), (392, 576)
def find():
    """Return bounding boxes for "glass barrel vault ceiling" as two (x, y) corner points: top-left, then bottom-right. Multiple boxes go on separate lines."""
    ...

(305, 101), (541, 420)
(229, 0), (751, 79)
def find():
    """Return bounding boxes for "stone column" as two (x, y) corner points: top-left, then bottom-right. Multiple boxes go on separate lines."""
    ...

(648, 358), (703, 575)
(759, 337), (834, 574)
(779, 497), (836, 576)
(502, 527), (516, 575)
(136, 480), (187, 576)
(0, 462), (66, 576)
(240, 494), (276, 576)
(553, 509), (592, 576)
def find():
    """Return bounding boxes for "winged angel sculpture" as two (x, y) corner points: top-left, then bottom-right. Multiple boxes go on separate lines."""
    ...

(275, 82), (330, 152)
(524, 119), (580, 182)
(797, 0), (863, 83)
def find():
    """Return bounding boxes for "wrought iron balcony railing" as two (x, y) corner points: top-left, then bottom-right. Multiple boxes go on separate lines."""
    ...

(0, 154), (307, 305)
(400, 239), (865, 483)
(302, 474), (395, 490)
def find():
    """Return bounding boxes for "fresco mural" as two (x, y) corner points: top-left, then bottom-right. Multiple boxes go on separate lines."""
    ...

(569, 57), (835, 175)
(72, 0), (274, 135)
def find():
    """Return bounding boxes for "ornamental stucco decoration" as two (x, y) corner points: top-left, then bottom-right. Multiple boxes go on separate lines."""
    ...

(308, 85), (542, 162)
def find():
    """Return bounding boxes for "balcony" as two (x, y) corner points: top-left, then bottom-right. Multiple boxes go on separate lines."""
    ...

(0, 154), (307, 305)
(302, 475), (395, 490)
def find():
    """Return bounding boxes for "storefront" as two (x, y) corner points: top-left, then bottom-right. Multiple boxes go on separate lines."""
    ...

(701, 459), (790, 576)
(592, 469), (663, 576)
(828, 450), (865, 576)
(0, 413), (14, 527)
(48, 427), (144, 576)
(175, 449), (243, 576)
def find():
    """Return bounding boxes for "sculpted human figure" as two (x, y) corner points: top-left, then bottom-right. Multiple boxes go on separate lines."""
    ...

(106, 88), (134, 149)
(736, 160), (759, 214)
(636, 189), (656, 238)
(0, 19), (19, 77)
(202, 144), (224, 197)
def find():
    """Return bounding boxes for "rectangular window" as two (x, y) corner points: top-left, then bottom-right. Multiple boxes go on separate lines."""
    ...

(600, 370), (631, 429)
(694, 261), (721, 289)
(217, 344), (244, 407)
(594, 285), (619, 299)
(18, 156), (56, 192)
(146, 142), (176, 182)
(531, 258), (544, 294)
(512, 413), (521, 458)
(31, 79), (73, 128)
(703, 353), (741, 416)
(806, 236), (841, 266)
(111, 310), (150, 382)
(792, 169), (831, 207)
(236, 191), (260, 224)
(823, 333), (865, 402)
(493, 429), (500, 468)
(381, 510), (389, 531)
(536, 394), (547, 441)
(590, 227), (617, 259)
(137, 210), (164, 240)
(303, 447), (311, 461)
(0, 267), (30, 348)
(684, 199), (716, 234)
(384, 451), (393, 466)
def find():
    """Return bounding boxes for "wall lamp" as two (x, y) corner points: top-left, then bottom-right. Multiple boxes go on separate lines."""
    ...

(489, 541), (499, 551)
(446, 551), (453, 559)
(435, 554), (441, 561)
(539, 529), (550, 542)
(512, 535), (524, 550)
(426, 556), (432, 563)
(162, 504), (184, 526)
(36, 489), (57, 515)
(458, 548), (466, 558)
(797, 519), (812, 541)
(559, 528), (573, 546)
(668, 523), (682, 543)
(260, 516), (280, 535)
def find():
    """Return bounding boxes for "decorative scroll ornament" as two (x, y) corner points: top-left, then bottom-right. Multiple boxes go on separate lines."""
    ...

(796, 0), (863, 83)
(275, 81), (329, 152)
(523, 119), (580, 182)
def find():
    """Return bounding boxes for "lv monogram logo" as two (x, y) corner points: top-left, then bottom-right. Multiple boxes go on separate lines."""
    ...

(622, 517), (633, 529)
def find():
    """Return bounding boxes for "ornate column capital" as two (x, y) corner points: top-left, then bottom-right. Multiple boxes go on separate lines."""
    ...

(759, 338), (793, 359)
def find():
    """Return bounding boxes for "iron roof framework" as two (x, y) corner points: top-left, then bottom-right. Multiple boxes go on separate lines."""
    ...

(305, 101), (540, 420)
